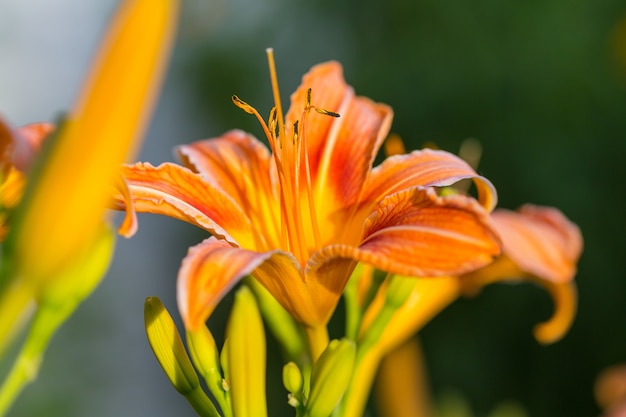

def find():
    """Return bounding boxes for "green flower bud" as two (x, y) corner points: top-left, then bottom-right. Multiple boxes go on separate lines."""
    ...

(226, 286), (267, 417)
(187, 324), (232, 416)
(144, 296), (199, 395)
(306, 339), (356, 417)
(283, 361), (304, 394)
(186, 325), (222, 388)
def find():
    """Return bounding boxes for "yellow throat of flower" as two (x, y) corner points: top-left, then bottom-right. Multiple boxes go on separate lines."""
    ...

(232, 49), (340, 267)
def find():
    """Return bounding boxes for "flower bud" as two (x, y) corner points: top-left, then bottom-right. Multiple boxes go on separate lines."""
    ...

(307, 338), (356, 417)
(186, 325), (222, 387)
(226, 286), (267, 417)
(282, 361), (304, 395)
(186, 325), (232, 414)
(144, 296), (199, 395)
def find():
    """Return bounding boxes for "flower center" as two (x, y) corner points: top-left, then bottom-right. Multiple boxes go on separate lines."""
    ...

(231, 49), (340, 267)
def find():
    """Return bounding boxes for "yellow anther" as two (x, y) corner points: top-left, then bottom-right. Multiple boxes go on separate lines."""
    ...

(231, 95), (256, 114)
(293, 121), (299, 144)
(268, 107), (277, 131)
(314, 107), (340, 118)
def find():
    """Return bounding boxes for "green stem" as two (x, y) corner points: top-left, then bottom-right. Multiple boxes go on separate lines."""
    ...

(342, 273), (361, 342)
(0, 299), (71, 416)
(336, 276), (417, 417)
(0, 279), (35, 359)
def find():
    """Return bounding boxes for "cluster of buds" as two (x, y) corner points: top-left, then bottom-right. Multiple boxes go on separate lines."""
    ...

(145, 286), (360, 417)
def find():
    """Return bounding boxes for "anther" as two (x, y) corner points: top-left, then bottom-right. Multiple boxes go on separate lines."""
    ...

(314, 108), (340, 118)
(268, 107), (278, 132)
(231, 95), (256, 115)
(293, 120), (299, 144)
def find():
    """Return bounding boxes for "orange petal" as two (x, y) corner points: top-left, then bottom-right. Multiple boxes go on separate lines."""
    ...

(253, 253), (338, 327)
(177, 129), (280, 248)
(307, 188), (499, 310)
(0, 116), (14, 175)
(117, 162), (253, 246)
(286, 62), (349, 177)
(462, 265), (578, 345)
(0, 168), (26, 209)
(492, 205), (583, 283)
(531, 279), (577, 344)
(13, 123), (55, 171)
(363, 148), (498, 211)
(178, 238), (265, 329)
(0, 118), (54, 174)
(286, 62), (393, 208)
(177, 237), (303, 329)
(115, 175), (138, 238)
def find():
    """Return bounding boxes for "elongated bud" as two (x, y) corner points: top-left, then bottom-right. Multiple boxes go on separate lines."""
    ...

(307, 339), (356, 417)
(226, 286), (267, 417)
(6, 0), (179, 286)
(144, 297), (199, 395)
(186, 325), (233, 414)
(186, 325), (221, 386)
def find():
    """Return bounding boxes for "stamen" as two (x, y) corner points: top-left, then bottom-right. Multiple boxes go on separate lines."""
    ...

(313, 108), (340, 118)
(267, 107), (282, 150)
(266, 48), (308, 264)
(293, 120), (299, 145)
(231, 95), (276, 153)
(292, 120), (309, 260)
(231, 95), (256, 114)
(231, 93), (287, 250)
(298, 90), (323, 248)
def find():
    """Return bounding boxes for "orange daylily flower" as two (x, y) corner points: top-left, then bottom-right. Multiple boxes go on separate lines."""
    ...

(118, 53), (501, 332)
(362, 204), (583, 357)
(462, 204), (583, 344)
(340, 204), (582, 416)
(0, 118), (54, 239)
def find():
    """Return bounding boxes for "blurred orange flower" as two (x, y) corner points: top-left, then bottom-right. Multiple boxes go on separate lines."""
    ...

(0, 119), (53, 239)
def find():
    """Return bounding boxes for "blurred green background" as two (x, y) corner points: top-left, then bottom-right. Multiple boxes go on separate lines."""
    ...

(1, 0), (625, 416)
